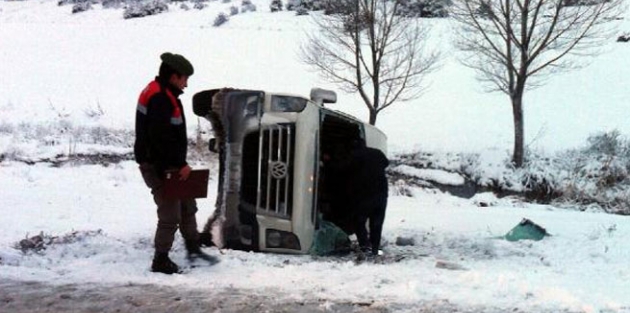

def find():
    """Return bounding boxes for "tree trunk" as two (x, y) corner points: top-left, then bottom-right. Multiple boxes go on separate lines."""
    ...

(511, 95), (524, 167)
(369, 109), (377, 125)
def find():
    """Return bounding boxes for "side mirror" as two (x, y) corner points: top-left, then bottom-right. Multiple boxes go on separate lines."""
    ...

(193, 89), (221, 118)
(208, 138), (218, 153)
(310, 88), (337, 105)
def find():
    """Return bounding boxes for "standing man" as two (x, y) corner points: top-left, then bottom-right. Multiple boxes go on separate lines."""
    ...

(135, 52), (212, 274)
(348, 141), (389, 256)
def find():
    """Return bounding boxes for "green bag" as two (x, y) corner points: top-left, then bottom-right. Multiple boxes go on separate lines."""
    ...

(309, 216), (351, 256)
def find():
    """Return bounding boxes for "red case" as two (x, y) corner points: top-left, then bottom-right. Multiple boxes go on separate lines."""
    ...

(163, 169), (210, 199)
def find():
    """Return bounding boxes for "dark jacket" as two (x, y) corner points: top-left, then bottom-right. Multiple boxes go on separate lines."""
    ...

(348, 146), (389, 203)
(134, 77), (188, 177)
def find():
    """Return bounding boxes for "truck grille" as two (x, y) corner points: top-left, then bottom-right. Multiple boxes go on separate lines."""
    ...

(259, 124), (294, 218)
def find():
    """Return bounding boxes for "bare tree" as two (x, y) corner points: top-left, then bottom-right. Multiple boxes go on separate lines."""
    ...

(451, 0), (624, 167)
(301, 0), (440, 125)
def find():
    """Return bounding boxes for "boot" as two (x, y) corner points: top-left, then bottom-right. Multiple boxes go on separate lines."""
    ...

(185, 240), (219, 264)
(151, 252), (180, 274)
(199, 232), (214, 247)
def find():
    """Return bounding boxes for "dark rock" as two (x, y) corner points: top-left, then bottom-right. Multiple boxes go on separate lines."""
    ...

(395, 236), (415, 246)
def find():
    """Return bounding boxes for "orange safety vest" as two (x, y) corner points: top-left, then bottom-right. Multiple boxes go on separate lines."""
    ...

(136, 80), (183, 125)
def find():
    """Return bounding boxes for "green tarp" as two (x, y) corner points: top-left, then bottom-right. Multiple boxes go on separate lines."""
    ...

(505, 218), (549, 241)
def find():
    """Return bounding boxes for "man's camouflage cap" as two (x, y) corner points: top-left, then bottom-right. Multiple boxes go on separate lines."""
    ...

(160, 52), (194, 76)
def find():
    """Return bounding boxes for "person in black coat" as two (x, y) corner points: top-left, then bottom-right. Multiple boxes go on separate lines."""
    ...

(347, 142), (389, 256)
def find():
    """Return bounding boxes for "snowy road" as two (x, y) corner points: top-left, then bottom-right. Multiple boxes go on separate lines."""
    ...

(0, 279), (433, 313)
(1, 279), (578, 313)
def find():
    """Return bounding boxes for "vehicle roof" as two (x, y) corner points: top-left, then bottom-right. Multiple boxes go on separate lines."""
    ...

(215, 88), (386, 138)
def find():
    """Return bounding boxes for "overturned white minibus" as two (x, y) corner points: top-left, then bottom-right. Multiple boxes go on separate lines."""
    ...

(193, 88), (386, 254)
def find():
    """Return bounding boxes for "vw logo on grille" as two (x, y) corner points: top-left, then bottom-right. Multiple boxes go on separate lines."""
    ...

(270, 161), (288, 179)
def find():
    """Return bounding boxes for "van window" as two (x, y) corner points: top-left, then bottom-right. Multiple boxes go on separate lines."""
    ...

(271, 96), (307, 112)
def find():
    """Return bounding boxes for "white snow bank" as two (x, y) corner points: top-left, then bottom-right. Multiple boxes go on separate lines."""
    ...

(392, 164), (466, 186)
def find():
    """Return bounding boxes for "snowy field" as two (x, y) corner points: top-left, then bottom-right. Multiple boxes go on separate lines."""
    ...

(1, 1), (630, 312)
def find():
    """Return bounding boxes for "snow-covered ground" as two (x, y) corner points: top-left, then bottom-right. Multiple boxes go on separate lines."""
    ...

(1, 1), (629, 312)
(1, 161), (629, 312)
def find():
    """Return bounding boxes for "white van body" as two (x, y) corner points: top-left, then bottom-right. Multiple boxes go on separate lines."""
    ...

(193, 88), (386, 254)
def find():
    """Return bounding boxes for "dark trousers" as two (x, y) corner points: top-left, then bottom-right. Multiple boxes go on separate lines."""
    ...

(354, 195), (388, 253)
(140, 164), (200, 254)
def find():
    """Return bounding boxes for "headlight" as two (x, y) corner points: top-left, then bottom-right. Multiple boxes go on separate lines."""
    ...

(267, 230), (282, 247)
(265, 229), (301, 250)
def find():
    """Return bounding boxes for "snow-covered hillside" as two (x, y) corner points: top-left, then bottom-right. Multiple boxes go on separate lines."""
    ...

(1, 0), (629, 154)
(1, 1), (629, 312)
